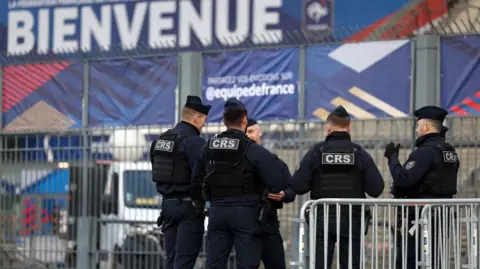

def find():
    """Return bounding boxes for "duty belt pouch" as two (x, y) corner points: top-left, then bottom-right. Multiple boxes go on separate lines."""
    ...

(256, 202), (266, 223)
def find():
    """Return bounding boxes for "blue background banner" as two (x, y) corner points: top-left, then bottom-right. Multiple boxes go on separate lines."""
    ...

(305, 40), (411, 119)
(88, 57), (177, 127)
(2, 61), (83, 130)
(203, 48), (300, 122)
(0, 0), (429, 58)
(0, 0), (307, 56)
(441, 36), (480, 116)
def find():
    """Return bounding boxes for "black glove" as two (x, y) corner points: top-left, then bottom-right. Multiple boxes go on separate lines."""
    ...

(384, 142), (400, 159)
(390, 184), (407, 198)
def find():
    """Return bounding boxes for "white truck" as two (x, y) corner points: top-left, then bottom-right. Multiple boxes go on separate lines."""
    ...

(60, 160), (227, 269)
(58, 160), (168, 269)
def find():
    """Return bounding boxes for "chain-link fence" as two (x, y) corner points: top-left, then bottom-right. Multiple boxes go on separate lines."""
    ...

(0, 115), (479, 268)
(1, 3), (480, 268)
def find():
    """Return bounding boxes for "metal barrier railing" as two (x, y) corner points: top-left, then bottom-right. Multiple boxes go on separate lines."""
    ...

(291, 199), (480, 269)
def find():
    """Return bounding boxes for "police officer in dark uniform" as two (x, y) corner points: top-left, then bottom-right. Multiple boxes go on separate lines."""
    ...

(191, 98), (290, 269)
(246, 118), (296, 269)
(292, 105), (385, 269)
(385, 106), (459, 269)
(150, 95), (211, 269)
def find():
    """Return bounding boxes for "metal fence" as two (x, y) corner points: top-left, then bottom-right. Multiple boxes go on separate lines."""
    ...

(1, 7), (480, 269)
(294, 198), (480, 269)
(0, 115), (480, 268)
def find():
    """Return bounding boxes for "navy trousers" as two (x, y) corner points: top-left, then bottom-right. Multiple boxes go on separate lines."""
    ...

(162, 199), (205, 269)
(315, 216), (361, 269)
(206, 205), (262, 269)
(261, 210), (286, 269)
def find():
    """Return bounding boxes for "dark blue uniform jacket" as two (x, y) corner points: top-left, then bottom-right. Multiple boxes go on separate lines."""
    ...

(388, 133), (460, 198)
(292, 132), (384, 198)
(191, 129), (290, 206)
(150, 121), (206, 198)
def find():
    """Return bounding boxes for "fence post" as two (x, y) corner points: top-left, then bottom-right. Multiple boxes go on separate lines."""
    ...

(411, 35), (441, 148)
(177, 52), (203, 122)
(76, 59), (94, 269)
(0, 65), (3, 151)
(413, 35), (441, 108)
(292, 44), (307, 266)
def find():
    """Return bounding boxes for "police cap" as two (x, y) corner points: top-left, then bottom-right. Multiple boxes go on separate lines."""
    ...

(247, 118), (258, 128)
(328, 105), (350, 119)
(184, 95), (211, 115)
(413, 106), (448, 122)
(224, 98), (247, 113)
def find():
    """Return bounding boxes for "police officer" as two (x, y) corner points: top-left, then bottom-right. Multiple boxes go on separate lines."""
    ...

(292, 105), (384, 269)
(191, 98), (290, 269)
(150, 95), (211, 269)
(246, 118), (296, 269)
(385, 106), (459, 269)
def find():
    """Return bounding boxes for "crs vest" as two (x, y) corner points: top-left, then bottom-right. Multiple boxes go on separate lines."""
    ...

(204, 133), (262, 199)
(310, 142), (364, 199)
(412, 143), (458, 198)
(151, 130), (193, 185)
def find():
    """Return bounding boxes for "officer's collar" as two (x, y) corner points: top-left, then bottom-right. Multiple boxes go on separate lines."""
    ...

(179, 121), (200, 135)
(415, 132), (444, 147)
(325, 131), (351, 141)
(224, 128), (248, 137)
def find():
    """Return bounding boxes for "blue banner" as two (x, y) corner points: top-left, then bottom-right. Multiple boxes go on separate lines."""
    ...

(305, 40), (411, 119)
(2, 61), (83, 130)
(0, 0), (432, 59)
(88, 57), (177, 126)
(203, 48), (300, 122)
(441, 36), (480, 116)
(0, 0), (305, 57)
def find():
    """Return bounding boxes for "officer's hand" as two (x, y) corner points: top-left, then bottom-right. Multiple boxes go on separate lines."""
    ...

(384, 142), (398, 159)
(268, 191), (285, 201)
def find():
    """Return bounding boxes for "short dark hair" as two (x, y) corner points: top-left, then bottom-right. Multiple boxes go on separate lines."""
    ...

(427, 119), (442, 132)
(223, 110), (247, 126)
(326, 115), (350, 128)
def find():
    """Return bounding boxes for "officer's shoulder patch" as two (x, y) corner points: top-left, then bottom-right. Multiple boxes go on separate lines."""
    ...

(209, 138), (240, 150)
(443, 151), (458, 163)
(405, 161), (415, 170)
(321, 153), (355, 165)
(154, 139), (174, 152)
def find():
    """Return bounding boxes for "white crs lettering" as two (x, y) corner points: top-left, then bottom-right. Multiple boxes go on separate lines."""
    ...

(321, 153), (355, 165)
(209, 138), (240, 150)
(154, 139), (174, 153)
(443, 151), (458, 163)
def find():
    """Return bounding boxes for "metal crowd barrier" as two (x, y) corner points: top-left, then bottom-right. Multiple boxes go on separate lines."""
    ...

(291, 199), (480, 269)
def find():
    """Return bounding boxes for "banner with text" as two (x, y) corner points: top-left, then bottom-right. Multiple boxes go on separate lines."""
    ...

(0, 0), (443, 60)
(441, 36), (480, 116)
(305, 40), (411, 120)
(0, 0), (306, 57)
(203, 48), (300, 122)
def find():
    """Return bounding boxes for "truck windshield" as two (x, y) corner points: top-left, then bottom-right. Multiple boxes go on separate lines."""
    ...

(123, 170), (160, 209)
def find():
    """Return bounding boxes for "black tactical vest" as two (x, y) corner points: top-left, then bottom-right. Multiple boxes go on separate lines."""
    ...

(151, 130), (193, 185)
(204, 133), (262, 199)
(411, 143), (458, 198)
(310, 142), (364, 199)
